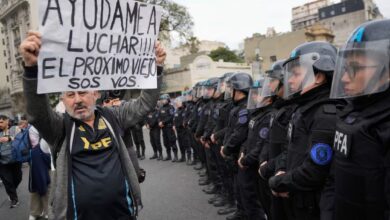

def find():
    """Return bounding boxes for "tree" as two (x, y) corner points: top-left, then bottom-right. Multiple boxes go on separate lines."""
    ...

(209, 47), (244, 63)
(139, 0), (194, 42)
(184, 36), (200, 54)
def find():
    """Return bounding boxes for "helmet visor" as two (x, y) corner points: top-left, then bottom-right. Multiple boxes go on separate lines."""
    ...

(201, 86), (215, 99)
(330, 39), (390, 99)
(217, 78), (227, 94)
(195, 87), (202, 98)
(224, 82), (233, 100)
(247, 87), (262, 109)
(261, 76), (281, 98)
(284, 53), (318, 99)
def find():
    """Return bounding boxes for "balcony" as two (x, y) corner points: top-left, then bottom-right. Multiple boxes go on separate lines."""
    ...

(0, 0), (29, 21)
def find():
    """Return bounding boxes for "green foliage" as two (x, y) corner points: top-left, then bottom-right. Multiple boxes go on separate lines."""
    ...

(209, 47), (244, 63)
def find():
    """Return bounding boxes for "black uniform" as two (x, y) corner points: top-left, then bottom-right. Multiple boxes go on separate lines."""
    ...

(183, 101), (196, 162)
(330, 89), (390, 220)
(259, 97), (300, 220)
(239, 105), (274, 220)
(211, 97), (235, 206)
(173, 106), (191, 161)
(146, 109), (162, 157)
(269, 85), (341, 220)
(222, 98), (250, 216)
(196, 99), (217, 182)
(158, 103), (178, 159)
(189, 100), (206, 164)
(131, 121), (146, 158)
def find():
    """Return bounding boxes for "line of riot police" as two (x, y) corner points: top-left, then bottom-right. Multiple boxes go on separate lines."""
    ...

(161, 19), (390, 220)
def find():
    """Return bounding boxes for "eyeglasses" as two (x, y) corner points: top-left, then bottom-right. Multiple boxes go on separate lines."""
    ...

(343, 63), (378, 78)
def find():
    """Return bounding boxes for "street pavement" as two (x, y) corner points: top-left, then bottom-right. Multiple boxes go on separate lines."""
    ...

(0, 129), (226, 220)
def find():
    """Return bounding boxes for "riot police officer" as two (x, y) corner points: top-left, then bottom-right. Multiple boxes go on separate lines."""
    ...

(236, 79), (273, 220)
(209, 73), (236, 212)
(183, 89), (196, 165)
(173, 96), (191, 162)
(258, 59), (292, 220)
(146, 106), (163, 160)
(220, 72), (253, 220)
(328, 19), (390, 220)
(196, 77), (220, 191)
(158, 94), (179, 162)
(268, 42), (343, 220)
(132, 120), (146, 160)
(189, 82), (208, 173)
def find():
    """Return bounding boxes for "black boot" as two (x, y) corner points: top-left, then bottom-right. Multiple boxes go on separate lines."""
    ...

(226, 211), (246, 220)
(194, 163), (204, 170)
(163, 151), (171, 161)
(172, 151), (178, 162)
(136, 150), (141, 158)
(149, 152), (158, 160)
(157, 152), (163, 161)
(140, 150), (145, 160)
(218, 203), (236, 215)
(179, 155), (186, 163)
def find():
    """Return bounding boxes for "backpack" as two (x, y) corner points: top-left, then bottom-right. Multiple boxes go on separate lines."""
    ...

(0, 141), (14, 164)
(11, 125), (33, 163)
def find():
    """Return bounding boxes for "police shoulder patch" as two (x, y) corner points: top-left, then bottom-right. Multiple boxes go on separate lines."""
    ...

(259, 127), (269, 139)
(238, 109), (248, 116)
(238, 109), (249, 124)
(310, 143), (333, 165)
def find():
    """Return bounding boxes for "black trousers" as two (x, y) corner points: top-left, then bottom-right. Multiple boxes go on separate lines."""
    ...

(188, 130), (199, 160)
(238, 167), (267, 220)
(176, 127), (191, 158)
(149, 127), (162, 154)
(0, 163), (22, 201)
(131, 127), (146, 155)
(162, 126), (178, 155)
(210, 144), (228, 191)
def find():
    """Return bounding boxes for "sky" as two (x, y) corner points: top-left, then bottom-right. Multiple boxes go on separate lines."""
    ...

(173, 0), (390, 49)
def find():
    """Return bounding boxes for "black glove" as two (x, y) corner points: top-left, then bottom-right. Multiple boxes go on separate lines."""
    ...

(138, 168), (146, 183)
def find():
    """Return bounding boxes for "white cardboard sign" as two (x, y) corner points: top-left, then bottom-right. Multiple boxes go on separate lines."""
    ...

(38, 0), (162, 94)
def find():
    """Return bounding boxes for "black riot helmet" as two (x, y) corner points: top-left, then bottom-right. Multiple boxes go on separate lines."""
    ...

(217, 72), (234, 96)
(266, 59), (286, 82)
(330, 19), (390, 99)
(225, 72), (253, 100)
(159, 94), (170, 105)
(283, 41), (337, 99)
(262, 60), (286, 99)
(201, 77), (219, 99)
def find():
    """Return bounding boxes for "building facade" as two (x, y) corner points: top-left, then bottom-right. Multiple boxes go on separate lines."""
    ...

(244, 25), (334, 71)
(0, 0), (38, 116)
(0, 23), (11, 116)
(162, 55), (251, 95)
(164, 40), (226, 69)
(291, 0), (330, 31)
(318, 0), (383, 46)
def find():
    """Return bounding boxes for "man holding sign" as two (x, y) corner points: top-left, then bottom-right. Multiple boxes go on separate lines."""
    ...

(21, 29), (165, 219)
(19, 1), (165, 219)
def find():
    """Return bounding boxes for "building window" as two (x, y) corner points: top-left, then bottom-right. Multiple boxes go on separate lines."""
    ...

(2, 39), (4, 45)
(330, 10), (335, 16)
(6, 75), (9, 82)
(270, 55), (277, 63)
(321, 12), (326, 18)
(341, 7), (346, 13)
(5, 63), (7, 69)
(3, 50), (6, 57)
